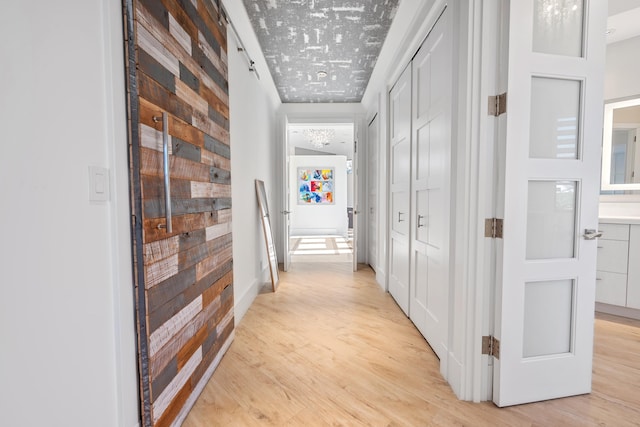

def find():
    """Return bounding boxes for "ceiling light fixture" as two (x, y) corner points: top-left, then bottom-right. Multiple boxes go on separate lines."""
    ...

(304, 129), (335, 149)
(317, 70), (328, 78)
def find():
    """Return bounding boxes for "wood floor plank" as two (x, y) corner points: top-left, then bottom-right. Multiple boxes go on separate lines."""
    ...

(182, 262), (640, 426)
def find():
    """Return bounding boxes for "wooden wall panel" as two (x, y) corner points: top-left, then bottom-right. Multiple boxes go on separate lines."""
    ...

(124, 0), (232, 425)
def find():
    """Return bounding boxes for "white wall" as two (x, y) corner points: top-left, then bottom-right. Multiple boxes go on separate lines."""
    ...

(0, 1), (138, 426)
(604, 35), (640, 101)
(290, 156), (348, 236)
(600, 35), (640, 216)
(225, 2), (282, 323)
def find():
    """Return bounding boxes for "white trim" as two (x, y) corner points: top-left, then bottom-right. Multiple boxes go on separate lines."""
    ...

(170, 332), (235, 427)
(235, 278), (264, 324)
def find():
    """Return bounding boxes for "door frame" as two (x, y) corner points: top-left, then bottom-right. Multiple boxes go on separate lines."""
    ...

(278, 107), (366, 270)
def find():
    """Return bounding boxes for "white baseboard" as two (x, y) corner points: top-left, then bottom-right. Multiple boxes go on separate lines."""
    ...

(171, 332), (235, 427)
(375, 269), (387, 292)
(447, 350), (465, 400)
(234, 277), (263, 324)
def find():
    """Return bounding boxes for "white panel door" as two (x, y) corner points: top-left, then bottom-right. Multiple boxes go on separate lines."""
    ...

(409, 8), (451, 360)
(388, 65), (412, 315)
(368, 114), (379, 272)
(493, 0), (606, 406)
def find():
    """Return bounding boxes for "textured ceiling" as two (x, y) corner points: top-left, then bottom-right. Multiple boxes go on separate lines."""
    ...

(242, 0), (399, 103)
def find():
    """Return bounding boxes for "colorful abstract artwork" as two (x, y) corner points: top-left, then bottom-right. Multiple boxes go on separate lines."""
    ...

(298, 168), (334, 204)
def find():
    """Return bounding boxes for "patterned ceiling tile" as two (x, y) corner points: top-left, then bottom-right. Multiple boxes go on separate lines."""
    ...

(242, 0), (399, 103)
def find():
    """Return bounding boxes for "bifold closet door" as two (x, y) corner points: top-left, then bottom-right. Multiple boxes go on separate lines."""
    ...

(408, 7), (451, 360)
(388, 65), (412, 314)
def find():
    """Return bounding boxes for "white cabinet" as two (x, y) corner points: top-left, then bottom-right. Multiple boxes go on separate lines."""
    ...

(627, 225), (640, 309)
(596, 222), (640, 313)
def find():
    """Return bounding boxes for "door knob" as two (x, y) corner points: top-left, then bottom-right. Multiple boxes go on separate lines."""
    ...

(583, 229), (603, 240)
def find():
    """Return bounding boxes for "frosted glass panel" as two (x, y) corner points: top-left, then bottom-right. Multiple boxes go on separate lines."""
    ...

(533, 0), (584, 57)
(530, 77), (581, 159)
(526, 181), (577, 259)
(524, 280), (574, 357)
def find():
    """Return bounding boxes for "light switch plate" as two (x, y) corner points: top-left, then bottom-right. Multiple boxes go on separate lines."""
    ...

(89, 166), (110, 202)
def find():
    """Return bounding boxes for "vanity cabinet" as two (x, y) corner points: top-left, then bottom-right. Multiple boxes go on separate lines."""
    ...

(596, 222), (640, 311)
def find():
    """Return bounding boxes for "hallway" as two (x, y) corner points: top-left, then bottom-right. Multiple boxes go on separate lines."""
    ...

(183, 263), (640, 426)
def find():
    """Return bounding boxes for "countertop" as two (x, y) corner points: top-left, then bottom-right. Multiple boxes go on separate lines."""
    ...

(599, 216), (640, 225)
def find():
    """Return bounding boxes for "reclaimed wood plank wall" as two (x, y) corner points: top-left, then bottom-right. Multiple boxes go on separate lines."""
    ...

(123, 0), (233, 425)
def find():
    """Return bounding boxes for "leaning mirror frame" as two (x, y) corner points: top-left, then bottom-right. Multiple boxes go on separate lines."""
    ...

(601, 96), (640, 193)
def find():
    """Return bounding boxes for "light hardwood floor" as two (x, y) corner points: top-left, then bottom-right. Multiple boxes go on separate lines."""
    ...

(184, 262), (640, 426)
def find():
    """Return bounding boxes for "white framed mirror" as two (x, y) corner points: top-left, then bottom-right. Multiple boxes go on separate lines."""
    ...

(601, 97), (640, 192)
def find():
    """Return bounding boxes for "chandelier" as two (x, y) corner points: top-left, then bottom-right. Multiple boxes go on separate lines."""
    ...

(304, 128), (335, 149)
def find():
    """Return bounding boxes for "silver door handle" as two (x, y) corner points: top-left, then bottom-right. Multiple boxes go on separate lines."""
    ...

(282, 210), (291, 215)
(398, 212), (405, 222)
(154, 112), (172, 233)
(417, 214), (426, 228)
(583, 229), (603, 240)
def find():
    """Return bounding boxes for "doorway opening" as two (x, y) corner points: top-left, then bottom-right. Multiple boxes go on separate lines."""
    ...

(286, 122), (356, 266)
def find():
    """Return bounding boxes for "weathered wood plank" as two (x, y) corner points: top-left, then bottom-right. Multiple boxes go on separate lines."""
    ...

(177, 324), (208, 370)
(151, 356), (178, 401)
(192, 318), (233, 390)
(192, 44), (228, 95)
(217, 208), (232, 224)
(196, 29), (227, 78)
(201, 148), (230, 170)
(191, 181), (231, 199)
(137, 48), (176, 94)
(179, 228), (206, 252)
(137, 2), (228, 106)
(142, 175), (192, 200)
(150, 295), (202, 356)
(205, 221), (232, 242)
(186, 260), (232, 306)
(140, 147), (210, 182)
(179, 233), (232, 272)
(179, 62), (199, 93)
(203, 134), (230, 159)
(144, 212), (206, 243)
(168, 13), (192, 55)
(172, 136), (202, 163)
(139, 0), (170, 31)
(149, 292), (186, 333)
(197, 0), (227, 54)
(145, 254), (179, 289)
(140, 123), (169, 153)
(149, 293), (218, 378)
(137, 22), (179, 77)
(208, 104), (229, 131)
(159, 0), (199, 42)
(139, 72), (193, 125)
(199, 84), (228, 122)
(202, 270), (233, 307)
(195, 246), (233, 281)
(144, 197), (221, 219)
(193, 109), (229, 145)
(209, 166), (230, 184)
(175, 79), (208, 116)
(155, 374), (191, 427)
(139, 98), (204, 151)
(152, 347), (202, 423)
(143, 235), (180, 266)
(148, 266), (197, 314)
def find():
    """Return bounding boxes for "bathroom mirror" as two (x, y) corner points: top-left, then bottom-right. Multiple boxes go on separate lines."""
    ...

(601, 97), (640, 191)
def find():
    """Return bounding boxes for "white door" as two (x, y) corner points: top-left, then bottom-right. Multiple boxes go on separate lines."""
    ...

(353, 123), (359, 272)
(283, 119), (292, 272)
(493, 0), (606, 406)
(368, 114), (379, 272)
(388, 65), (412, 314)
(409, 7), (451, 360)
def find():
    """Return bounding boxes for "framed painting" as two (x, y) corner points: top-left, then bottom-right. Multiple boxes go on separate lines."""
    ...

(298, 168), (335, 204)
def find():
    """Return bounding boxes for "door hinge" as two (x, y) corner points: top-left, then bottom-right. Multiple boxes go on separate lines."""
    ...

(482, 335), (500, 359)
(488, 92), (507, 117)
(484, 218), (504, 239)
